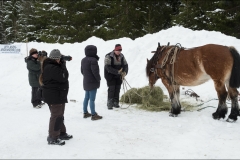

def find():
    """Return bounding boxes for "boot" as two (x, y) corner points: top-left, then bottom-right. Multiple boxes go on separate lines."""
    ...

(59, 133), (73, 140)
(33, 104), (41, 109)
(91, 113), (103, 121)
(107, 99), (114, 110)
(113, 98), (120, 108)
(47, 136), (65, 145)
(83, 112), (91, 118)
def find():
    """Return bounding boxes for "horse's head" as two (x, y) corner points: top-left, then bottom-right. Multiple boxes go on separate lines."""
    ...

(146, 42), (164, 88)
(146, 59), (158, 89)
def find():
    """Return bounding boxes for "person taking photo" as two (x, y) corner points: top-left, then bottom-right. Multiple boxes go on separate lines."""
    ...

(25, 48), (44, 109)
(40, 49), (72, 145)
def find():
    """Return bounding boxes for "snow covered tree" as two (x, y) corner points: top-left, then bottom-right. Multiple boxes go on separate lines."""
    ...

(0, 0), (6, 44)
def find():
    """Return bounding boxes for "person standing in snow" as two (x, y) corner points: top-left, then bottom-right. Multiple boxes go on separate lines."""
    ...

(104, 44), (128, 109)
(25, 48), (44, 109)
(40, 49), (72, 145)
(81, 45), (102, 121)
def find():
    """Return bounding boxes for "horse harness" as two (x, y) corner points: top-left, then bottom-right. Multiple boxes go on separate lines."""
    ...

(150, 43), (183, 87)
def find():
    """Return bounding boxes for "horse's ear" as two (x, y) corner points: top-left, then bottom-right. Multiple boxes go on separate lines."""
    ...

(147, 59), (149, 63)
(151, 51), (156, 53)
(167, 42), (170, 46)
(158, 42), (160, 47)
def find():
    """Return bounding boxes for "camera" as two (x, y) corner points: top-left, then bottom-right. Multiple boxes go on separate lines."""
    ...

(38, 51), (48, 57)
(61, 55), (72, 61)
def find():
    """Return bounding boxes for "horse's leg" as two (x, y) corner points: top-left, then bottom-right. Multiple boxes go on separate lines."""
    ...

(212, 81), (228, 120)
(161, 78), (181, 117)
(226, 87), (239, 122)
(169, 85), (181, 117)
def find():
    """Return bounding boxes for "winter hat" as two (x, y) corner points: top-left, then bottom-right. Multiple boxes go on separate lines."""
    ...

(49, 49), (62, 59)
(85, 45), (97, 56)
(114, 44), (122, 51)
(29, 48), (38, 56)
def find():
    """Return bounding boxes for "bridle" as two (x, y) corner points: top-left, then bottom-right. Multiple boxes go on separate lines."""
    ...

(148, 43), (169, 82)
(148, 42), (182, 86)
(149, 66), (160, 82)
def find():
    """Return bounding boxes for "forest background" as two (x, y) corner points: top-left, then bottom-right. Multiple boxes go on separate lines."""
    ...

(1, 0), (240, 44)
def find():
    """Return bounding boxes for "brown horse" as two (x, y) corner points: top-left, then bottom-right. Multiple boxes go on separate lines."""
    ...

(146, 43), (240, 122)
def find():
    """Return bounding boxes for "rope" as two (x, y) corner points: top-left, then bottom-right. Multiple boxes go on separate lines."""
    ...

(120, 77), (232, 112)
(160, 47), (174, 68)
(183, 98), (231, 111)
(120, 78), (132, 109)
(119, 77), (153, 109)
(162, 45), (181, 106)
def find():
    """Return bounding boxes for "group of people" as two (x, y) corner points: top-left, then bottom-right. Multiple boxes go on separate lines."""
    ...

(25, 44), (128, 146)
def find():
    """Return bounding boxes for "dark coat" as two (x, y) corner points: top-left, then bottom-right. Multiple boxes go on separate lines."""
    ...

(41, 58), (69, 104)
(81, 45), (101, 91)
(26, 56), (41, 87)
(104, 51), (128, 82)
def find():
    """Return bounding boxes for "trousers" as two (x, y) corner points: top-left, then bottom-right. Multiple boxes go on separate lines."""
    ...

(83, 89), (97, 115)
(31, 87), (42, 107)
(48, 103), (66, 139)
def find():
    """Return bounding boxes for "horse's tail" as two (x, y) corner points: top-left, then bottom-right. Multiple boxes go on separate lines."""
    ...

(229, 46), (240, 88)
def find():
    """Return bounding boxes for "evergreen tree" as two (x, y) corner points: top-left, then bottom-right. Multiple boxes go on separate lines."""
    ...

(172, 0), (215, 30)
(0, 0), (5, 44)
(20, 0), (36, 42)
(207, 0), (240, 38)
(142, 0), (179, 34)
(33, 0), (63, 42)
(2, 0), (21, 43)
(98, 1), (146, 40)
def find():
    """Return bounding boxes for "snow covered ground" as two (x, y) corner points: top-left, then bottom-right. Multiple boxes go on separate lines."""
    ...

(1, 26), (240, 159)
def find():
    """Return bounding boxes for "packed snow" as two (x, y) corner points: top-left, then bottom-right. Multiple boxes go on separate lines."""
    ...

(0, 26), (240, 159)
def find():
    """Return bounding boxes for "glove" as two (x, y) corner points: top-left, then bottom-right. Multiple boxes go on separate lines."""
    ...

(121, 71), (126, 80)
(118, 68), (123, 74)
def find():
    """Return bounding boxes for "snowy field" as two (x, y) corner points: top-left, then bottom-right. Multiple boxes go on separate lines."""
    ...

(0, 26), (240, 159)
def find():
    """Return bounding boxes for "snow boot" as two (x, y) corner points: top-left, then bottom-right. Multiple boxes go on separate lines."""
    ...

(59, 133), (73, 140)
(107, 99), (114, 110)
(33, 104), (41, 109)
(83, 112), (91, 118)
(113, 99), (120, 108)
(47, 136), (65, 145)
(91, 113), (103, 121)
(39, 102), (45, 107)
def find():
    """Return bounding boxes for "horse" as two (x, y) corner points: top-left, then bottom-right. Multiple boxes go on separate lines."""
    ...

(146, 43), (240, 122)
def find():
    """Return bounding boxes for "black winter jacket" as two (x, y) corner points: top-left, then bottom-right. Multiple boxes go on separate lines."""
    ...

(81, 48), (101, 91)
(41, 58), (69, 104)
(26, 56), (41, 87)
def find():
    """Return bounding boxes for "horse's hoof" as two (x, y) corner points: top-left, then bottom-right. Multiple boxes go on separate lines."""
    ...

(169, 113), (178, 117)
(212, 112), (220, 120)
(226, 118), (236, 123)
(228, 114), (238, 122)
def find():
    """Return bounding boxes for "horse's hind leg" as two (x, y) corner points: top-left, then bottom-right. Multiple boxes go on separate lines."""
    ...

(212, 81), (228, 120)
(226, 87), (239, 122)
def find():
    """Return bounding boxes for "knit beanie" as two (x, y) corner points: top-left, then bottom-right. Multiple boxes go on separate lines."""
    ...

(49, 49), (62, 59)
(114, 44), (122, 51)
